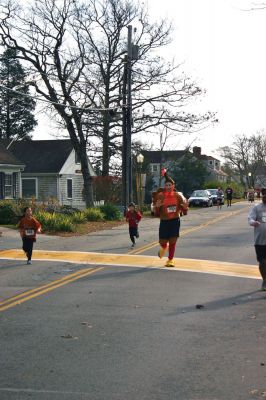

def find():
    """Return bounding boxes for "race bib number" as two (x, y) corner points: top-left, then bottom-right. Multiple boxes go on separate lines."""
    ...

(262, 212), (266, 223)
(25, 229), (34, 236)
(167, 206), (177, 213)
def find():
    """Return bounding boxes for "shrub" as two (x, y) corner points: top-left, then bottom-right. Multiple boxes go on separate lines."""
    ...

(35, 211), (75, 232)
(99, 204), (123, 221)
(55, 217), (75, 232)
(83, 208), (105, 221)
(58, 205), (80, 215)
(17, 197), (40, 213)
(0, 200), (21, 224)
(71, 212), (87, 224)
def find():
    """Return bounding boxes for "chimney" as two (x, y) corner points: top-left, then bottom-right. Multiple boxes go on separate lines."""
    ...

(193, 146), (201, 157)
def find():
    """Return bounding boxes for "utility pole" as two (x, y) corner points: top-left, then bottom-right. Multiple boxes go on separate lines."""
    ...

(122, 25), (138, 208)
(122, 55), (128, 209)
(126, 25), (133, 204)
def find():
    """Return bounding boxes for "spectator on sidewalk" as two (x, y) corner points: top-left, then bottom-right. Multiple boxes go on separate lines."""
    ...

(248, 187), (266, 291)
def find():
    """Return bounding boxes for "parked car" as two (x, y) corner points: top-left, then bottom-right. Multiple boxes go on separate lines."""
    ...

(206, 188), (224, 205)
(188, 190), (213, 207)
(151, 191), (187, 216)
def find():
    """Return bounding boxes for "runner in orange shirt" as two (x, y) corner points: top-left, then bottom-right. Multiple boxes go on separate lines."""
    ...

(18, 207), (41, 264)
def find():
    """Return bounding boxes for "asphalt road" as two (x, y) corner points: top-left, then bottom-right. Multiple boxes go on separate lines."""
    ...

(1, 201), (266, 400)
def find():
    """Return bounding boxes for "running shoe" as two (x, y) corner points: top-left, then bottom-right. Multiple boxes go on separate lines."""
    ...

(27, 260), (32, 265)
(131, 243), (135, 248)
(165, 259), (175, 267)
(261, 280), (266, 291)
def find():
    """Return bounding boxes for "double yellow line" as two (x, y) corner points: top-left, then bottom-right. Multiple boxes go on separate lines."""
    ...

(0, 267), (103, 313)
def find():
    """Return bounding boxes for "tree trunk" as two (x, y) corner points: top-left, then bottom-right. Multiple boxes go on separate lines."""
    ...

(65, 117), (94, 207)
(80, 150), (94, 207)
(102, 109), (110, 176)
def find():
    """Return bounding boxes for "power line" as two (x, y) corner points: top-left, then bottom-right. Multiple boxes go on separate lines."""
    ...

(0, 83), (121, 112)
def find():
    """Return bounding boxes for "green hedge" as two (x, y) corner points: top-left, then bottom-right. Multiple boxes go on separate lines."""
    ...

(83, 208), (104, 221)
(0, 200), (22, 224)
(99, 204), (123, 221)
(0, 200), (122, 231)
(35, 211), (75, 232)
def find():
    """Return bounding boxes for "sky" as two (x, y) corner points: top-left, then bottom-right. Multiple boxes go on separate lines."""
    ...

(144, 0), (266, 157)
(33, 0), (266, 159)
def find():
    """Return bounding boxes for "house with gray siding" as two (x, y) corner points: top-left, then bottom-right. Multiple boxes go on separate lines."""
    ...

(0, 143), (25, 199)
(0, 139), (95, 209)
(142, 146), (227, 191)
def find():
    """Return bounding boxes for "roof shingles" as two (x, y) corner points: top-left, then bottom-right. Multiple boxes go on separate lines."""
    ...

(0, 143), (24, 166)
(4, 140), (73, 173)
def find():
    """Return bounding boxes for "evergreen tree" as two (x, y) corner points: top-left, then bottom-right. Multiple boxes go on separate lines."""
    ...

(170, 152), (208, 197)
(0, 48), (37, 139)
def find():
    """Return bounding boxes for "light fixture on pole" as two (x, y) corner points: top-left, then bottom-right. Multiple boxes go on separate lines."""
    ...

(136, 153), (144, 208)
(248, 172), (252, 188)
(136, 153), (144, 165)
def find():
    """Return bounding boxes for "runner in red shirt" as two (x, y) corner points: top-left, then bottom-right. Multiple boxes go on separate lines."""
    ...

(125, 202), (142, 248)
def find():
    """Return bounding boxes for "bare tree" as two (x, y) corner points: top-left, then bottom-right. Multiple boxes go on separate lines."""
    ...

(218, 132), (266, 187)
(77, 0), (215, 175)
(0, 0), (215, 190)
(0, 0), (101, 206)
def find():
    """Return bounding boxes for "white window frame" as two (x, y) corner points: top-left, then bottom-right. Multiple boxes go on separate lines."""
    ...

(4, 173), (13, 198)
(67, 178), (73, 199)
(22, 178), (38, 198)
(151, 164), (158, 172)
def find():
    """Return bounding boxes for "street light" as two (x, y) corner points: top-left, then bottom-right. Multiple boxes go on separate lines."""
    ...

(136, 153), (144, 165)
(248, 172), (252, 188)
(136, 153), (144, 208)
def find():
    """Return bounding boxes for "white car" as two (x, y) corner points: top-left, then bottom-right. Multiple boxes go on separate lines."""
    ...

(188, 190), (213, 207)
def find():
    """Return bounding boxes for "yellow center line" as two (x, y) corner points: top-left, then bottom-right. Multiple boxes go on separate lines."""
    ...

(129, 207), (247, 255)
(0, 267), (104, 313)
(0, 267), (98, 306)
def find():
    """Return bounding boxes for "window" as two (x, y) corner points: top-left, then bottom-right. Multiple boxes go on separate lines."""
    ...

(67, 179), (73, 199)
(22, 178), (37, 198)
(75, 151), (81, 164)
(4, 174), (13, 198)
(152, 164), (158, 172)
(209, 160), (213, 165)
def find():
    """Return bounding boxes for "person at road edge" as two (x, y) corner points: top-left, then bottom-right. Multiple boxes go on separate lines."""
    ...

(216, 187), (223, 210)
(225, 186), (233, 207)
(248, 187), (266, 290)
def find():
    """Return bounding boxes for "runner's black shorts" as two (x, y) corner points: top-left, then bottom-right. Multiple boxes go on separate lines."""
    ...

(255, 245), (266, 262)
(129, 227), (139, 238)
(159, 218), (180, 240)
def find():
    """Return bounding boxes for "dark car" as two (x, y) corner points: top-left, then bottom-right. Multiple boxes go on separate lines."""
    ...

(206, 188), (224, 205)
(188, 190), (213, 207)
